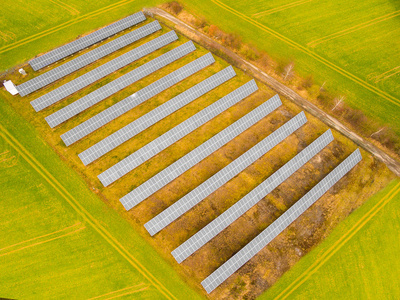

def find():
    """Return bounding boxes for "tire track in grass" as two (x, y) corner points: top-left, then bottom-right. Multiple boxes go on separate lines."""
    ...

(0, 124), (176, 300)
(307, 10), (400, 48)
(88, 283), (150, 300)
(0, 224), (86, 257)
(0, 222), (82, 253)
(374, 66), (400, 83)
(274, 181), (400, 300)
(252, 0), (313, 18)
(49, 0), (80, 16)
(211, 0), (400, 108)
(0, 0), (136, 55)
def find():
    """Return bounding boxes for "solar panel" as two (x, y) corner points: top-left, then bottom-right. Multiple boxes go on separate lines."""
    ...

(78, 66), (236, 166)
(171, 130), (334, 263)
(46, 37), (191, 128)
(18, 20), (160, 96)
(98, 80), (259, 187)
(29, 12), (146, 71)
(144, 111), (306, 236)
(201, 148), (362, 293)
(32, 31), (178, 112)
(60, 48), (212, 146)
(121, 95), (283, 213)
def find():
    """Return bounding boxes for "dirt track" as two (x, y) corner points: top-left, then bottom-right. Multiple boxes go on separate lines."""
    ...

(146, 7), (400, 177)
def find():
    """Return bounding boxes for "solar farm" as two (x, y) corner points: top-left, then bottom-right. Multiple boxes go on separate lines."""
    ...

(0, 7), (396, 299)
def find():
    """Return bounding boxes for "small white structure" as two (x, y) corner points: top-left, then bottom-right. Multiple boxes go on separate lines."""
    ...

(19, 68), (27, 75)
(3, 80), (19, 95)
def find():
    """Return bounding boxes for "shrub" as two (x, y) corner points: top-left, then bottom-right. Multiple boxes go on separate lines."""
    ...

(208, 24), (219, 37)
(301, 75), (314, 90)
(343, 108), (369, 132)
(240, 44), (260, 61)
(317, 90), (334, 108)
(224, 33), (242, 50)
(193, 17), (207, 29)
(167, 1), (183, 15)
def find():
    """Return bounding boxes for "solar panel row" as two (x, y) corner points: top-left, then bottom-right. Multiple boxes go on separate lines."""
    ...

(122, 94), (281, 212)
(121, 94), (282, 212)
(78, 66), (236, 166)
(201, 148), (362, 293)
(60, 47), (212, 146)
(29, 12), (146, 71)
(32, 30), (178, 112)
(18, 20), (161, 96)
(46, 37), (192, 129)
(171, 130), (334, 263)
(144, 111), (306, 236)
(98, 80), (258, 187)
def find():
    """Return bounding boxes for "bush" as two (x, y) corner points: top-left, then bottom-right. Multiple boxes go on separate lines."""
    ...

(372, 127), (400, 153)
(167, 1), (183, 15)
(343, 108), (369, 132)
(240, 44), (260, 61)
(317, 90), (334, 108)
(208, 24), (218, 36)
(224, 33), (242, 50)
(193, 17), (207, 29)
(301, 75), (314, 90)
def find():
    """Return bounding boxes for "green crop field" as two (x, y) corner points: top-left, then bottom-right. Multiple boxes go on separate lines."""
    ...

(179, 0), (400, 134)
(261, 178), (400, 299)
(0, 99), (202, 299)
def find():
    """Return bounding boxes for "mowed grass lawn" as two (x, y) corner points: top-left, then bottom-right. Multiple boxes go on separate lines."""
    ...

(261, 178), (400, 299)
(0, 99), (202, 299)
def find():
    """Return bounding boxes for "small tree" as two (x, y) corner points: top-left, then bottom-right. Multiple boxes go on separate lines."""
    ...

(331, 95), (345, 111)
(283, 62), (294, 80)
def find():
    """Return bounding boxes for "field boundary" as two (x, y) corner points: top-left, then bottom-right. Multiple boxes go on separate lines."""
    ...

(0, 0), (136, 55)
(273, 181), (400, 299)
(209, 0), (400, 108)
(0, 123), (177, 300)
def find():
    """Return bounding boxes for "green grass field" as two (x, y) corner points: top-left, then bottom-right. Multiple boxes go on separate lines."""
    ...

(261, 178), (400, 299)
(0, 98), (202, 299)
(179, 0), (400, 134)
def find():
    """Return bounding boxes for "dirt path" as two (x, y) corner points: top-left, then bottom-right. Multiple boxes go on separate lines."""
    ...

(147, 7), (400, 177)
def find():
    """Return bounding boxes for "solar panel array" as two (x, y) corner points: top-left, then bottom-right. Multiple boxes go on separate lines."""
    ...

(144, 111), (306, 236)
(19, 20), (160, 96)
(60, 49), (212, 146)
(78, 66), (236, 165)
(46, 39), (193, 128)
(29, 12), (146, 71)
(201, 148), (362, 293)
(32, 31), (178, 112)
(121, 94), (283, 212)
(98, 80), (259, 187)
(171, 130), (334, 263)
